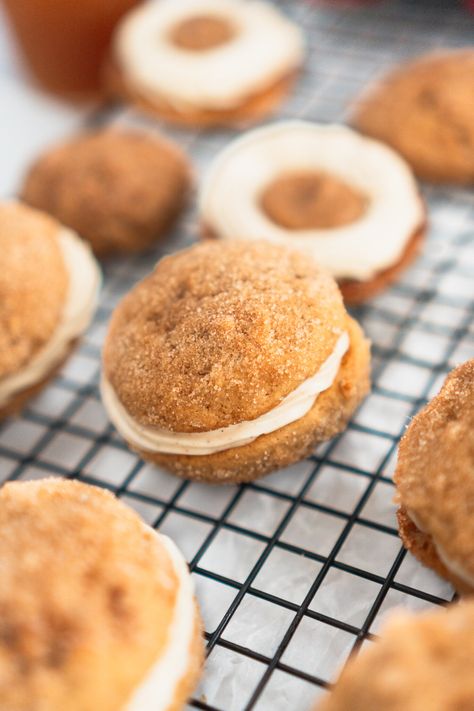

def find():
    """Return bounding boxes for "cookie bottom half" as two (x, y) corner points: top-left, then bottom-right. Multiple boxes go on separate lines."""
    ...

(105, 59), (298, 129)
(397, 506), (473, 596)
(127, 316), (370, 483)
(339, 221), (426, 305)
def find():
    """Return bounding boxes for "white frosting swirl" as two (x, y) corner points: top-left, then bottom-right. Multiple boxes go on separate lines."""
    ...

(101, 331), (349, 456)
(124, 532), (196, 711)
(200, 122), (424, 281)
(0, 228), (100, 407)
(114, 0), (304, 111)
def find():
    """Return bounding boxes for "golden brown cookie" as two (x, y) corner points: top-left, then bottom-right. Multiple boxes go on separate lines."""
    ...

(200, 122), (426, 305)
(21, 128), (192, 257)
(0, 201), (100, 421)
(316, 601), (474, 711)
(353, 49), (474, 184)
(0, 202), (68, 380)
(107, 0), (304, 128)
(394, 359), (474, 594)
(101, 240), (370, 483)
(0, 477), (203, 711)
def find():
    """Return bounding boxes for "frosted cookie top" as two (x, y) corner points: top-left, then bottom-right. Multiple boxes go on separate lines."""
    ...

(200, 122), (425, 281)
(114, 0), (304, 111)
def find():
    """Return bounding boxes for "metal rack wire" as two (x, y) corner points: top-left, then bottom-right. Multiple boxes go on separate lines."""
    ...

(0, 1), (473, 710)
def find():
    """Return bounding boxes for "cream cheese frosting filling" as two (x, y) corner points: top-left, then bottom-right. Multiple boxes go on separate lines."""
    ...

(407, 509), (474, 588)
(0, 228), (100, 407)
(124, 531), (196, 711)
(200, 122), (424, 281)
(102, 331), (349, 456)
(114, 0), (304, 111)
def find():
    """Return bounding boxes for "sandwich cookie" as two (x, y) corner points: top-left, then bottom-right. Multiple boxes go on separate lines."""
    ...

(0, 201), (100, 420)
(353, 49), (474, 184)
(101, 240), (370, 483)
(0, 477), (203, 711)
(395, 359), (474, 595)
(107, 0), (304, 127)
(21, 128), (192, 257)
(200, 122), (426, 304)
(316, 602), (474, 711)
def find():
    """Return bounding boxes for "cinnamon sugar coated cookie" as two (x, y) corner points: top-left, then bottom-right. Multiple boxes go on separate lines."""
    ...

(21, 128), (192, 257)
(394, 359), (474, 594)
(353, 49), (474, 184)
(200, 122), (426, 304)
(107, 0), (304, 127)
(316, 602), (474, 711)
(101, 241), (370, 483)
(0, 201), (100, 420)
(0, 478), (203, 711)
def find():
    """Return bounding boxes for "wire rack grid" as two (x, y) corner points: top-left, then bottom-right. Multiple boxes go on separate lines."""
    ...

(0, 1), (473, 710)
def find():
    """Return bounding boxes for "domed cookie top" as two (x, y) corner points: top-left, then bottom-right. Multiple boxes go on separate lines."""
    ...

(317, 602), (474, 711)
(109, 0), (304, 127)
(395, 359), (474, 592)
(353, 49), (474, 184)
(103, 240), (347, 433)
(200, 122), (425, 303)
(0, 201), (100, 417)
(22, 128), (192, 257)
(0, 478), (202, 711)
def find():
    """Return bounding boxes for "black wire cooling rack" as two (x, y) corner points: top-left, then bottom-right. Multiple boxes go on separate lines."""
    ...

(1, 1), (473, 709)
